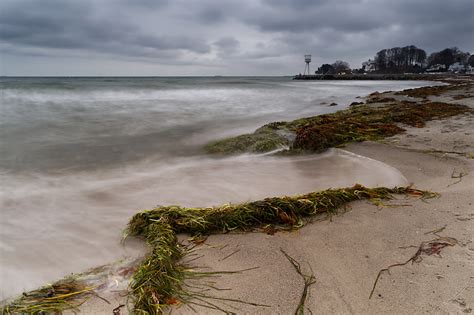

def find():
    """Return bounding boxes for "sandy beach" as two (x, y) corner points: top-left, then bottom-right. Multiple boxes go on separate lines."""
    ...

(178, 140), (473, 314)
(3, 77), (473, 314)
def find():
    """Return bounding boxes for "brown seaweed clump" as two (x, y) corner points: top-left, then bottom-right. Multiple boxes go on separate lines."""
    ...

(396, 85), (451, 98)
(292, 101), (471, 152)
(395, 82), (473, 98)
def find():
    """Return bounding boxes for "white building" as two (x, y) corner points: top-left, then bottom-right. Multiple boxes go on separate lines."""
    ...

(426, 64), (446, 73)
(448, 62), (466, 73)
(362, 59), (376, 72)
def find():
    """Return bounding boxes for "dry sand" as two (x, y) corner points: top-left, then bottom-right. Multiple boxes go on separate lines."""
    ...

(58, 80), (474, 314)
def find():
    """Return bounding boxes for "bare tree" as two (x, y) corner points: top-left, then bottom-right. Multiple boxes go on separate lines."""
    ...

(332, 60), (351, 74)
(316, 64), (336, 74)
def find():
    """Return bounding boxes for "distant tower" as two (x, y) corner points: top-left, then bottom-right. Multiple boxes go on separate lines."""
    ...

(304, 55), (311, 75)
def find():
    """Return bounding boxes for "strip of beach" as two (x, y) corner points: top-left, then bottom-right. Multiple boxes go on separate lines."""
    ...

(3, 76), (473, 314)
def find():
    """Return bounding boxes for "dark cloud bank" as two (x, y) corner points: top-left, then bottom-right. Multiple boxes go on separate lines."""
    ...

(1, 0), (473, 75)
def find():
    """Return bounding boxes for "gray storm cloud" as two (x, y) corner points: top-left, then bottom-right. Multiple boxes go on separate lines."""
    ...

(0, 0), (472, 75)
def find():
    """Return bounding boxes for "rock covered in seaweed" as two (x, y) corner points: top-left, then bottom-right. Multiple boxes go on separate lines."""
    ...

(204, 121), (294, 154)
(204, 95), (472, 155)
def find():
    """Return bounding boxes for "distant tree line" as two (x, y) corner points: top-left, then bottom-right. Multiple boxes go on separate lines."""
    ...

(372, 45), (471, 73)
(374, 45), (426, 73)
(313, 45), (472, 75)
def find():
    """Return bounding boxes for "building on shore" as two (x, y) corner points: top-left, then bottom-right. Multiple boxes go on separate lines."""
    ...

(362, 59), (376, 72)
(448, 62), (469, 73)
(426, 64), (446, 73)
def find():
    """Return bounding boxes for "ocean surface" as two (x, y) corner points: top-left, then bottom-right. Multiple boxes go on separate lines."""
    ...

(0, 77), (434, 299)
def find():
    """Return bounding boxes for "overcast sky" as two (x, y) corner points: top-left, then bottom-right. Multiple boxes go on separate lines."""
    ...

(1, 0), (473, 76)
